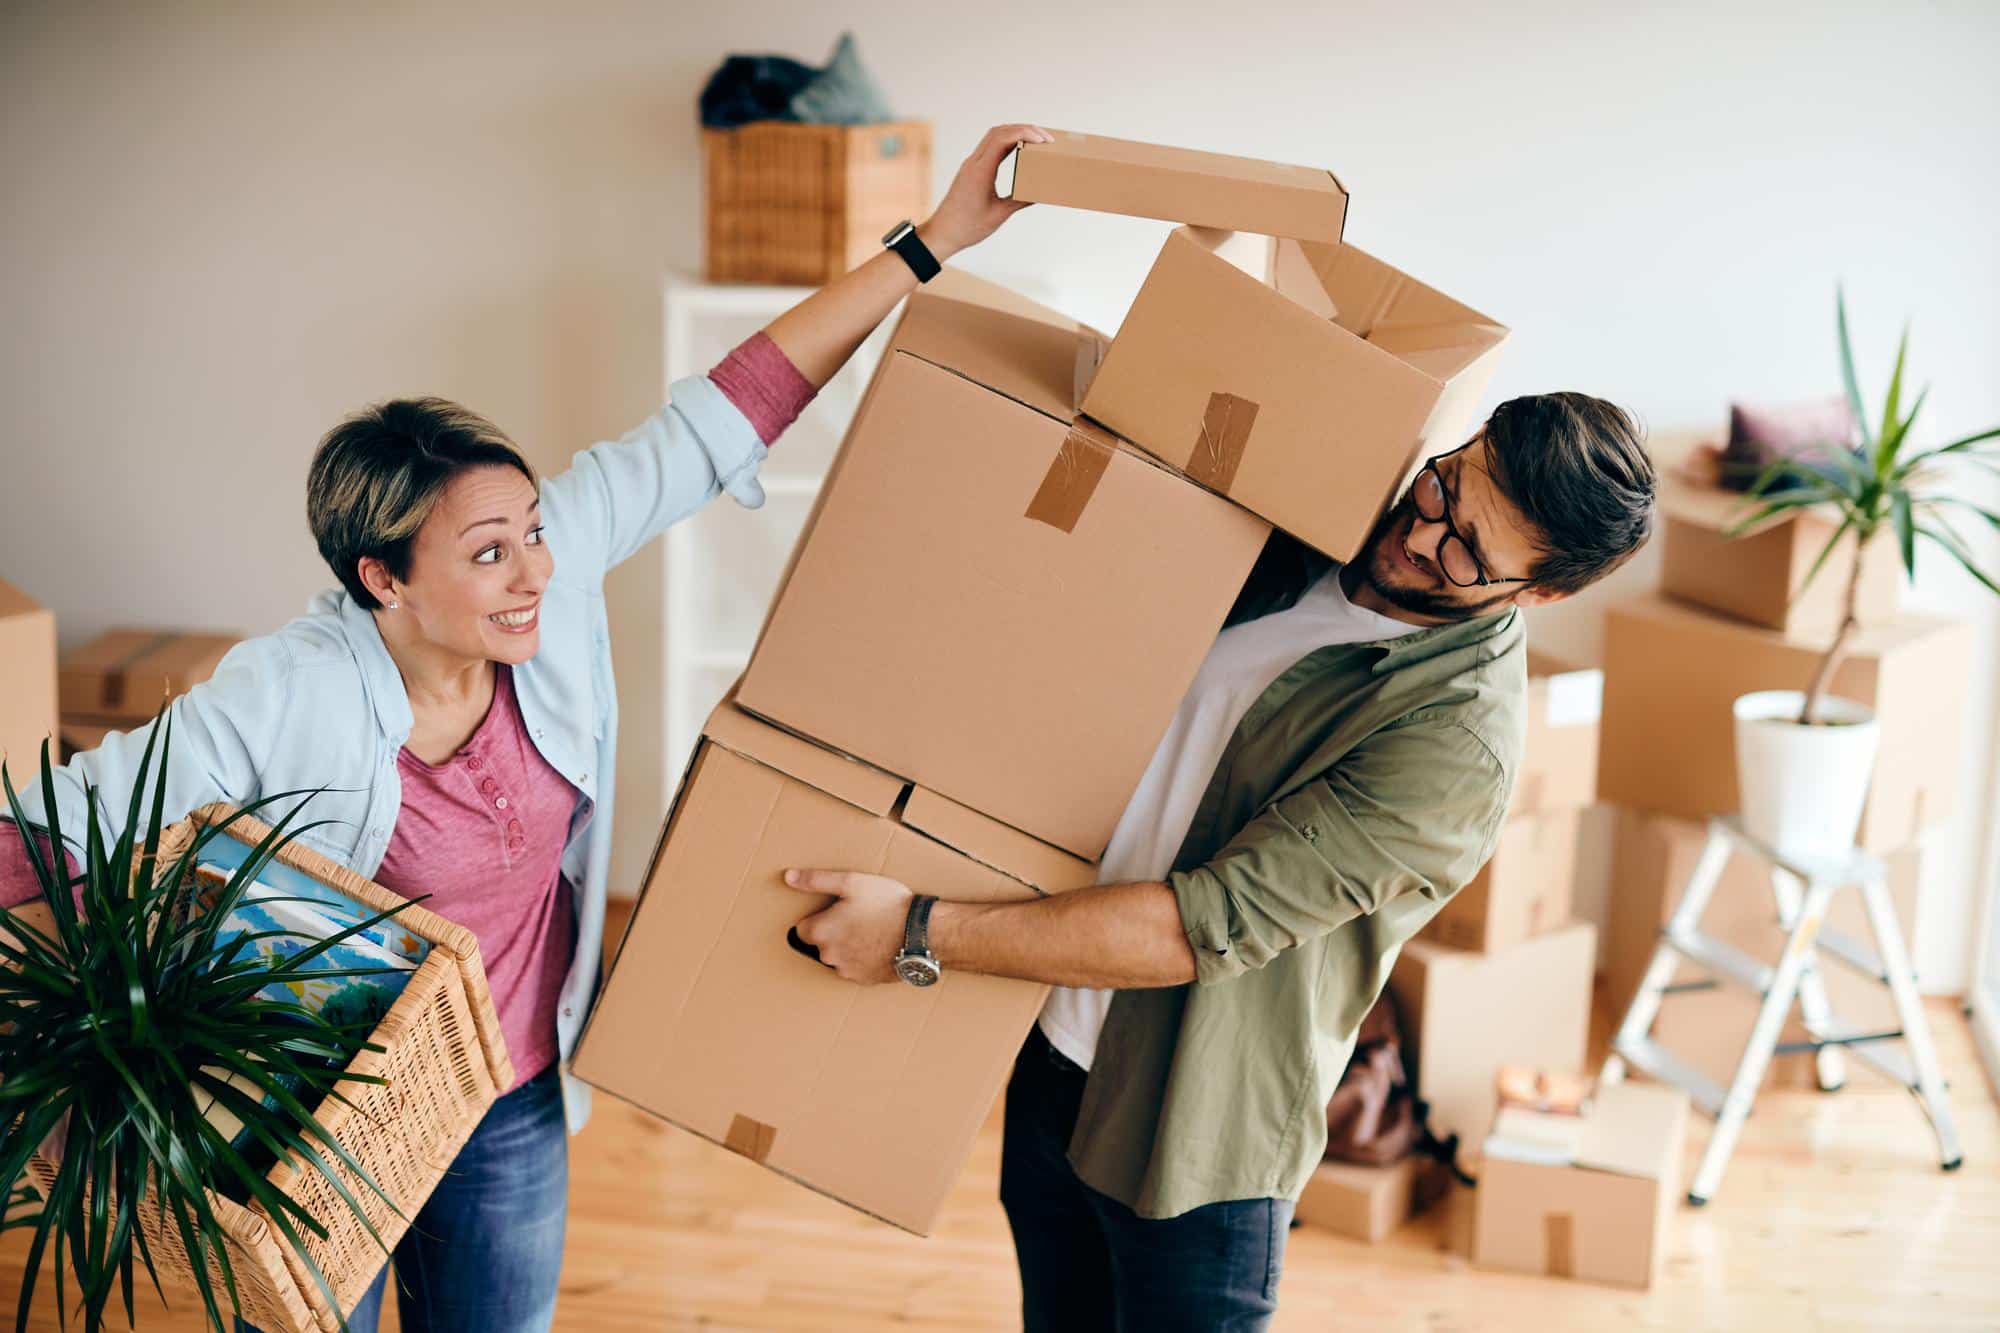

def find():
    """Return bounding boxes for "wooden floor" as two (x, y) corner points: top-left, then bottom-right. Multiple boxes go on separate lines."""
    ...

(7, 927), (1997, 1330)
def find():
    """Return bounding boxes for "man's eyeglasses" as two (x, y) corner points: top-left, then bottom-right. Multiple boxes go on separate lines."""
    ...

(1409, 451), (1532, 589)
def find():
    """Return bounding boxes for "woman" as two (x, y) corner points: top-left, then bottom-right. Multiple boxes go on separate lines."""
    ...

(0, 122), (1053, 1332)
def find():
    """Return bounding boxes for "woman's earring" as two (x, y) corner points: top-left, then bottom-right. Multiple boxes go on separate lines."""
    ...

(386, 600), (399, 611)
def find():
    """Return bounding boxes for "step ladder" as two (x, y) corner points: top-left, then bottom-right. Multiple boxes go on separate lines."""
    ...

(1598, 815), (1962, 1205)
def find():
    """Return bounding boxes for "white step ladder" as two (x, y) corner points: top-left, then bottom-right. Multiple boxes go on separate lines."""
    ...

(1598, 815), (1962, 1205)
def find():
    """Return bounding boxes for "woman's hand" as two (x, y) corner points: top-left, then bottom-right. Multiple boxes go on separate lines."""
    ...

(918, 123), (1054, 262)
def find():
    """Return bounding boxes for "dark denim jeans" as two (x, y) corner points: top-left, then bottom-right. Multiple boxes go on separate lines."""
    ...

(239, 1064), (569, 1333)
(1000, 1027), (1293, 1333)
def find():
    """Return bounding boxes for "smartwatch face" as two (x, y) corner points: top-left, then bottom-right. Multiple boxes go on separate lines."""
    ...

(894, 954), (942, 987)
(882, 220), (914, 246)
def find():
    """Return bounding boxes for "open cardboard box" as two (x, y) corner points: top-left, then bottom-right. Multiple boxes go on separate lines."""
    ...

(572, 698), (1094, 1235)
(739, 272), (1270, 860)
(1597, 593), (1970, 854)
(1473, 1081), (1689, 1288)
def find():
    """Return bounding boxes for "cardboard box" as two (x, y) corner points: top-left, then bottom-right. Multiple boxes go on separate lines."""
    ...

(1596, 594), (1969, 853)
(1387, 922), (1596, 1150)
(0, 579), (58, 783)
(1081, 227), (1509, 562)
(57, 717), (120, 762)
(1422, 808), (1581, 954)
(1473, 1081), (1688, 1288)
(1294, 1156), (1449, 1243)
(738, 277), (1270, 860)
(572, 700), (1093, 1235)
(1002, 128), (1348, 242)
(1606, 807), (1924, 1091)
(1657, 456), (1901, 641)
(59, 629), (238, 722)
(1512, 650), (1601, 817)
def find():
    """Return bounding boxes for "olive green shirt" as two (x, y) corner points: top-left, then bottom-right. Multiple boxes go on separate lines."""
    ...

(1068, 594), (1526, 1219)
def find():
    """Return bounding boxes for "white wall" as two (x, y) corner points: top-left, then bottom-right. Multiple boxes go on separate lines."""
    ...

(4, 1), (1996, 985)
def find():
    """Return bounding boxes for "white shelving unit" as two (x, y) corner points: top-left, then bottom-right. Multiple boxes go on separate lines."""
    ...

(658, 274), (893, 800)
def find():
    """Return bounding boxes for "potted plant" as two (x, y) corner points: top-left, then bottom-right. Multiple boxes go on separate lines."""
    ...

(0, 712), (508, 1332)
(1726, 290), (2000, 860)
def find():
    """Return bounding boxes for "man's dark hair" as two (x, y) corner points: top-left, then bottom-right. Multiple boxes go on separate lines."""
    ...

(1482, 392), (1655, 594)
(306, 398), (536, 610)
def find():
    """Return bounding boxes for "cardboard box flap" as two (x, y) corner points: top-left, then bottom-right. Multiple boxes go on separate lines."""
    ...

(901, 786), (1095, 896)
(1003, 129), (1347, 242)
(1290, 240), (1507, 375)
(1574, 1084), (1686, 1180)
(892, 270), (1107, 421)
(1362, 320), (1511, 380)
(701, 700), (905, 818)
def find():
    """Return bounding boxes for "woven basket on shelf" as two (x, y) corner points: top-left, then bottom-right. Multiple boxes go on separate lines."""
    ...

(27, 804), (513, 1333)
(703, 119), (932, 286)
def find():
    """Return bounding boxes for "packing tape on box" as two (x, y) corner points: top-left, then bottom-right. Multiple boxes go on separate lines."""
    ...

(1025, 423), (1115, 534)
(1544, 1212), (1575, 1279)
(724, 1113), (778, 1163)
(1189, 392), (1258, 495)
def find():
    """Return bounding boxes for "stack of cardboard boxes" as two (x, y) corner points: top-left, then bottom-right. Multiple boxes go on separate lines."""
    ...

(574, 130), (1514, 1234)
(1596, 441), (1970, 1091)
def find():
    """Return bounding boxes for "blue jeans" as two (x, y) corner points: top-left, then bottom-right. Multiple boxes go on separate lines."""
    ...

(1000, 1027), (1292, 1333)
(239, 1064), (569, 1333)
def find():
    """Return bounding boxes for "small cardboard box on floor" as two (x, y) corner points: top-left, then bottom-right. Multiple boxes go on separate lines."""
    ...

(739, 272), (1269, 860)
(1387, 921), (1596, 1151)
(573, 699), (1094, 1235)
(0, 578), (58, 782)
(59, 628), (238, 723)
(1605, 806), (1925, 1092)
(1596, 593), (1970, 854)
(1294, 1156), (1450, 1244)
(1655, 447), (1901, 640)
(1473, 1081), (1689, 1288)
(1003, 129), (1508, 563)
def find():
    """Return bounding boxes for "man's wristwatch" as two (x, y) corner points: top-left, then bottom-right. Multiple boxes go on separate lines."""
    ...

(893, 895), (942, 987)
(882, 220), (942, 283)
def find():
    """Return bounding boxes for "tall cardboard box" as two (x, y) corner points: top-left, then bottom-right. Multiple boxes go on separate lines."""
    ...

(1607, 807), (1924, 1092)
(1596, 594), (1969, 853)
(59, 629), (238, 723)
(1473, 1082), (1689, 1288)
(573, 701), (1094, 1235)
(1387, 922), (1597, 1150)
(1421, 808), (1581, 954)
(1657, 458), (1900, 640)
(1293, 1156), (1449, 1243)
(738, 278), (1270, 860)
(1003, 128), (1349, 242)
(1510, 650), (1601, 817)
(1081, 227), (1509, 561)
(0, 579), (58, 780)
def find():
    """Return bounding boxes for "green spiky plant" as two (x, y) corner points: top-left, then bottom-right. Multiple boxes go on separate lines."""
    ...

(0, 711), (417, 1332)
(1730, 289), (2000, 724)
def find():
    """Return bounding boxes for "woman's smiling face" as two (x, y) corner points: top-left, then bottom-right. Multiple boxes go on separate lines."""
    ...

(387, 464), (553, 665)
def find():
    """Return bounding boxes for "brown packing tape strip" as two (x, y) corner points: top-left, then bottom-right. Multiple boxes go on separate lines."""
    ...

(103, 632), (181, 712)
(724, 1113), (777, 1163)
(1025, 424), (1114, 534)
(1545, 1212), (1575, 1279)
(1188, 392), (1258, 495)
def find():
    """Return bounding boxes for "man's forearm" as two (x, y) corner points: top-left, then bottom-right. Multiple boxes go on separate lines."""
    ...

(928, 880), (1198, 989)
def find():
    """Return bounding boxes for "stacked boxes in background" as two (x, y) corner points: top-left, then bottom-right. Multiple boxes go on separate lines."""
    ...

(579, 130), (1516, 1233)
(1597, 438), (1971, 1087)
(0, 578), (58, 781)
(57, 628), (241, 757)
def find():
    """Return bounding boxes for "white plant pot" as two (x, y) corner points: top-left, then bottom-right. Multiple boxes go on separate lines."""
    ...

(1732, 690), (1880, 862)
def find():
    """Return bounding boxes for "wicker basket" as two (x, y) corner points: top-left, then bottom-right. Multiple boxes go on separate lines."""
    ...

(703, 120), (932, 286)
(27, 804), (513, 1332)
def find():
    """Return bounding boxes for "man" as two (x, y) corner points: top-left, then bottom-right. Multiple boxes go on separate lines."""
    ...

(784, 391), (1656, 1331)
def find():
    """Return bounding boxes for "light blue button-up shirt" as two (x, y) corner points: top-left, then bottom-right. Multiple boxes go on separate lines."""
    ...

(6, 373), (769, 1131)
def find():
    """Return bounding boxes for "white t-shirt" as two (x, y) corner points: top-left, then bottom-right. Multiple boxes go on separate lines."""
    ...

(1037, 567), (1423, 1071)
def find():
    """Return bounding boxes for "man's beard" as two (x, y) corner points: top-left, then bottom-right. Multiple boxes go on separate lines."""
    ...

(1354, 499), (1517, 623)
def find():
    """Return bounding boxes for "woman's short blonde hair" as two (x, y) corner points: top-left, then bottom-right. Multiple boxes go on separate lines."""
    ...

(306, 398), (537, 609)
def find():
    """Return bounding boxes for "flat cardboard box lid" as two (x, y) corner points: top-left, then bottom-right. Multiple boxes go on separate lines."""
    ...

(1656, 454), (1840, 539)
(1487, 1082), (1687, 1180)
(1002, 129), (1348, 243)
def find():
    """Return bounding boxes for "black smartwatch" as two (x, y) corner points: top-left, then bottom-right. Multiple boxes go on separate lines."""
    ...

(882, 220), (942, 284)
